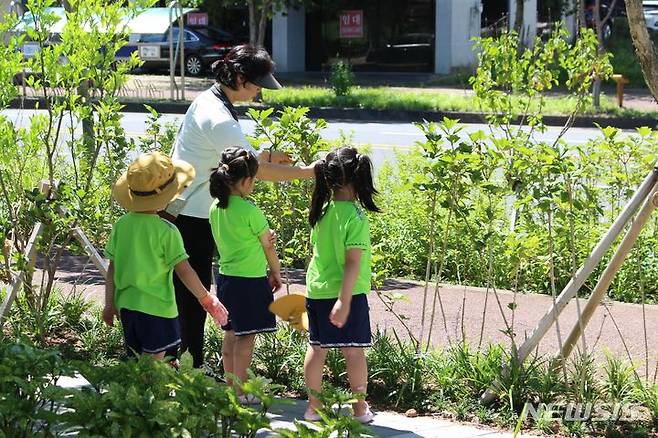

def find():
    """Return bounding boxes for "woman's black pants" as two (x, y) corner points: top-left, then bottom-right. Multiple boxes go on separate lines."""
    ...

(166, 214), (213, 368)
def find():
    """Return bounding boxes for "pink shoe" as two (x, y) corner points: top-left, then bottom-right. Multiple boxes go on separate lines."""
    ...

(353, 403), (374, 424)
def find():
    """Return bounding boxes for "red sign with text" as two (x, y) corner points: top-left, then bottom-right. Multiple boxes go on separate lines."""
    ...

(339, 10), (363, 38)
(187, 12), (208, 26)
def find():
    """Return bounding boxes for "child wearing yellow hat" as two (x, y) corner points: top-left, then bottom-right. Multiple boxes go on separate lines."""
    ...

(103, 151), (228, 360)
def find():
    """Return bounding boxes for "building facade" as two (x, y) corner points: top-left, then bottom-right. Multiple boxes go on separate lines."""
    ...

(272, 0), (539, 74)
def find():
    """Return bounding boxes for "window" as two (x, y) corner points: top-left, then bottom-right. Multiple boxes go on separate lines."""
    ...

(165, 28), (200, 43)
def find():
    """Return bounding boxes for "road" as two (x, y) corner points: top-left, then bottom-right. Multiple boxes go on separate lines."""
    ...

(2, 109), (627, 170)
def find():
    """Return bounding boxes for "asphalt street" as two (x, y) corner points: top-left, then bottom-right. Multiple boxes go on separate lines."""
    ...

(2, 109), (631, 170)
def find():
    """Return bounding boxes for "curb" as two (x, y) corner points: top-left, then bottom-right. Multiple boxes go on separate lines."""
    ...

(9, 97), (658, 129)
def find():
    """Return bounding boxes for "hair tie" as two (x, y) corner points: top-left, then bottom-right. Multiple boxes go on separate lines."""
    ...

(221, 163), (229, 171)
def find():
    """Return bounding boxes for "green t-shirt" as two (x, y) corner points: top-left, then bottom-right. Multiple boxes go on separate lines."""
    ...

(209, 195), (269, 278)
(104, 213), (188, 318)
(306, 201), (372, 299)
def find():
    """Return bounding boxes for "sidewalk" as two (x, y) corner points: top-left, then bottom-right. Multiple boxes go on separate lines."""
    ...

(13, 72), (658, 115)
(56, 374), (534, 438)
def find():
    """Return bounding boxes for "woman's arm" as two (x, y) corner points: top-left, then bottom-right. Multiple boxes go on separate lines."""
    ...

(256, 150), (316, 181)
(256, 160), (315, 182)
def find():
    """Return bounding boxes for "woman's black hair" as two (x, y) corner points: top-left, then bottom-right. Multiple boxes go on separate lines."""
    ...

(211, 44), (274, 90)
(209, 147), (259, 209)
(309, 147), (381, 226)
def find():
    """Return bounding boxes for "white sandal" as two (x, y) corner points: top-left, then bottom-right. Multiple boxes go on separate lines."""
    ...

(303, 407), (322, 422)
(353, 403), (374, 424)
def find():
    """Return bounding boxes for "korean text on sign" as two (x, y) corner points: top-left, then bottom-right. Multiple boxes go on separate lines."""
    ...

(339, 10), (363, 38)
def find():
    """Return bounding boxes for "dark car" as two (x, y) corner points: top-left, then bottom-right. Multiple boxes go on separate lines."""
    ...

(585, 0), (625, 39)
(365, 33), (434, 70)
(136, 26), (238, 76)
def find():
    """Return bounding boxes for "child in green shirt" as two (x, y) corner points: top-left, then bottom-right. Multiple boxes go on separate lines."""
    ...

(208, 147), (282, 401)
(103, 151), (228, 361)
(303, 147), (381, 424)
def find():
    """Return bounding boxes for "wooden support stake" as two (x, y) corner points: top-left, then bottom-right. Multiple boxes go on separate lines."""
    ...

(71, 227), (108, 279)
(559, 182), (658, 360)
(0, 222), (44, 325)
(53, 203), (108, 279)
(481, 166), (658, 404)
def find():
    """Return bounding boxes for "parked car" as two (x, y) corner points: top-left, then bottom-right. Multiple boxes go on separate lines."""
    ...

(584, 0), (624, 40)
(365, 33), (434, 70)
(136, 25), (239, 76)
(644, 0), (658, 32)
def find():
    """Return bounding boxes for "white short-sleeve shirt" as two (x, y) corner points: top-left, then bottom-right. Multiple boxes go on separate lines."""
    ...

(171, 87), (256, 219)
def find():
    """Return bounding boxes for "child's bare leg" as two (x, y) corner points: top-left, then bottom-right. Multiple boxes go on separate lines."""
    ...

(304, 345), (328, 410)
(341, 347), (368, 416)
(222, 331), (237, 384)
(232, 333), (257, 388)
(146, 351), (166, 361)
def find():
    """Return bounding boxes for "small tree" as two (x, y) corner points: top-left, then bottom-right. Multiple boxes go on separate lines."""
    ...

(0, 0), (150, 337)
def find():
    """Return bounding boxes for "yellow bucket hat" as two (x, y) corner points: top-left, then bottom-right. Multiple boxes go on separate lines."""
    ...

(113, 151), (195, 212)
(269, 294), (309, 332)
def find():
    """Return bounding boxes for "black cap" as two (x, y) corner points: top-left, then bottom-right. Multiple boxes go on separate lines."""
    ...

(250, 72), (282, 90)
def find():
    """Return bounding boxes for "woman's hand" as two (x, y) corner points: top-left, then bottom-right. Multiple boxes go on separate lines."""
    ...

(260, 150), (292, 165)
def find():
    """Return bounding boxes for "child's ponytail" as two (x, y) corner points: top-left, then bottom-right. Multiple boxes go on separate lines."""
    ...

(209, 147), (259, 209)
(209, 165), (232, 208)
(354, 154), (381, 213)
(309, 160), (331, 226)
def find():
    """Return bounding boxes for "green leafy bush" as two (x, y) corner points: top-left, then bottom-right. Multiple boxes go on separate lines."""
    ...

(329, 60), (355, 98)
(0, 342), (70, 437)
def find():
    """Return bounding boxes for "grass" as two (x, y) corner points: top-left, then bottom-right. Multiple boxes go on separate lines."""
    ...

(261, 86), (658, 118)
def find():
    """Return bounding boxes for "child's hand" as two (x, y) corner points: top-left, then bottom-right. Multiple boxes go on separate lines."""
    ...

(329, 299), (350, 328)
(199, 294), (229, 327)
(268, 271), (283, 293)
(102, 304), (118, 327)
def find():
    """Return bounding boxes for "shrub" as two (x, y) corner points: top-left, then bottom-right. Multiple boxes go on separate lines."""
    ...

(0, 342), (71, 437)
(329, 60), (355, 98)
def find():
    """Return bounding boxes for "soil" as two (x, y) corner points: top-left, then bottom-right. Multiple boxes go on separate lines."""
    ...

(33, 254), (658, 378)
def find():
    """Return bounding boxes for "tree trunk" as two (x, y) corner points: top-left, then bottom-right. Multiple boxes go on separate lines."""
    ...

(248, 0), (257, 45)
(514, 0), (525, 34)
(592, 0), (603, 107)
(626, 0), (658, 101)
(592, 0), (617, 107)
(257, 1), (269, 48)
(578, 0), (587, 32)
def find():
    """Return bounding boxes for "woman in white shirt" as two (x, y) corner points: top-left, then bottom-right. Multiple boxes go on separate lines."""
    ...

(169, 44), (314, 369)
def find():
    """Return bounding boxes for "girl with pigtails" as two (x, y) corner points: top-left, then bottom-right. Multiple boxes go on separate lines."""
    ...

(208, 147), (282, 404)
(303, 147), (381, 423)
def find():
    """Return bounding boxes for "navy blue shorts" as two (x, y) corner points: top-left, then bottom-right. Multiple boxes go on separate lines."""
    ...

(216, 274), (277, 336)
(306, 294), (372, 348)
(120, 308), (181, 356)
